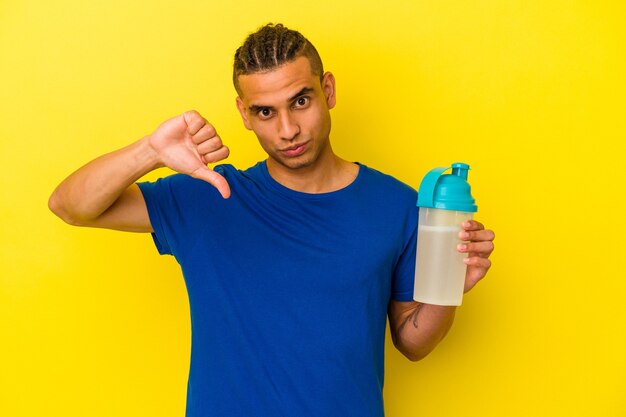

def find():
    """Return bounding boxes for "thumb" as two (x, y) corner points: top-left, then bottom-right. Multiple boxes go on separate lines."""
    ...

(189, 166), (231, 199)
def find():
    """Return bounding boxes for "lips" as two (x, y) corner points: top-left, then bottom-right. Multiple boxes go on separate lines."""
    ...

(280, 142), (308, 157)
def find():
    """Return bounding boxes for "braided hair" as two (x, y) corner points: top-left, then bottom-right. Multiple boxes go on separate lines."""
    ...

(233, 23), (324, 95)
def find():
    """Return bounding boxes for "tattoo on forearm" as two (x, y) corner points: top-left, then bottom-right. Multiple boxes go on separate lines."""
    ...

(412, 302), (424, 329)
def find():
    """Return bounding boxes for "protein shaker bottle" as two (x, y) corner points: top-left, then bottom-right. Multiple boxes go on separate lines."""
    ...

(413, 162), (478, 306)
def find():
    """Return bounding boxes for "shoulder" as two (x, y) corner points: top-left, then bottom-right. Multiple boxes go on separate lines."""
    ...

(139, 163), (267, 201)
(216, 162), (265, 183)
(138, 169), (224, 203)
(358, 164), (417, 200)
(141, 172), (211, 192)
(149, 164), (245, 190)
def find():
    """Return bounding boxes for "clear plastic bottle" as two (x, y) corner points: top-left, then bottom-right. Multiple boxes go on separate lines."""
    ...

(413, 163), (478, 306)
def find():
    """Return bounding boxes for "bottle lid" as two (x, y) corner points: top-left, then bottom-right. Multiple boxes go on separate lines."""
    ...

(417, 162), (478, 212)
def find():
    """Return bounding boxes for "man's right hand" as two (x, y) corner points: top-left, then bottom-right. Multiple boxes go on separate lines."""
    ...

(49, 110), (232, 232)
(149, 110), (231, 199)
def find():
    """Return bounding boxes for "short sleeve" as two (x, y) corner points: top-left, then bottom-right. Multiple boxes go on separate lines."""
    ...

(137, 173), (222, 258)
(137, 178), (175, 256)
(390, 212), (418, 302)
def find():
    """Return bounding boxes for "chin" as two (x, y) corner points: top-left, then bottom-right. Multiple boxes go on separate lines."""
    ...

(283, 158), (316, 170)
(274, 154), (317, 170)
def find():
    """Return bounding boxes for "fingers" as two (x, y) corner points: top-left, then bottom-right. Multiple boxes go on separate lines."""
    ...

(183, 113), (230, 164)
(463, 255), (491, 292)
(196, 134), (223, 154)
(459, 225), (495, 243)
(191, 123), (217, 144)
(464, 256), (492, 269)
(201, 145), (230, 164)
(195, 134), (229, 164)
(462, 220), (484, 232)
(458, 220), (495, 258)
(457, 240), (494, 257)
(183, 110), (207, 136)
(460, 220), (495, 293)
(189, 166), (231, 199)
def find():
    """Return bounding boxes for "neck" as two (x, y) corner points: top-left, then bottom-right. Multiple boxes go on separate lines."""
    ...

(266, 147), (359, 194)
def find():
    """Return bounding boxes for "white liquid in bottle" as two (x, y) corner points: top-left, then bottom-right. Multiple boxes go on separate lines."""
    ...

(413, 208), (473, 306)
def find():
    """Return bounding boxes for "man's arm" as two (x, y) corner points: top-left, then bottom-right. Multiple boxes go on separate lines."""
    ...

(389, 220), (495, 361)
(388, 300), (456, 361)
(48, 110), (230, 232)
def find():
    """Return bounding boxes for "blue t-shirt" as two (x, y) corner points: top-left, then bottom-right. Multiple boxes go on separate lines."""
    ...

(138, 161), (417, 417)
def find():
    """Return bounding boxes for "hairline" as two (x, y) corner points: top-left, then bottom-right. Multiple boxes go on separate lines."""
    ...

(233, 51), (324, 98)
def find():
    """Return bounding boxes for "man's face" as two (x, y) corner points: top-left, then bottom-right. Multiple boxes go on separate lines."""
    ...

(236, 56), (336, 172)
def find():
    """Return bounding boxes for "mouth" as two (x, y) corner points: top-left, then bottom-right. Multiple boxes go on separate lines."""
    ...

(279, 141), (309, 157)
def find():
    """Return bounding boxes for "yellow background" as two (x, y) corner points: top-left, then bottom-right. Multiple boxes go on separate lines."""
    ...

(1, 1), (625, 416)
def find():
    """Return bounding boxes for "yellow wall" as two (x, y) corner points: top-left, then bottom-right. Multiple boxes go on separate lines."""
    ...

(2, 1), (624, 416)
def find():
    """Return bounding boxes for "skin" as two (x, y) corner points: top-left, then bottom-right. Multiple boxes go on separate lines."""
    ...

(48, 54), (495, 361)
(47, 111), (230, 232)
(388, 221), (494, 361)
(235, 56), (358, 193)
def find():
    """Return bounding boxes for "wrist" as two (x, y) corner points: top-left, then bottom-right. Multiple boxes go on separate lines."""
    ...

(138, 135), (165, 171)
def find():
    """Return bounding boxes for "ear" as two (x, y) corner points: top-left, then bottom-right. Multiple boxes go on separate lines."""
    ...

(321, 72), (336, 109)
(236, 97), (253, 130)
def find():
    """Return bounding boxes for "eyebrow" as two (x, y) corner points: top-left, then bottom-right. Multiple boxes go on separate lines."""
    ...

(288, 87), (314, 102)
(248, 87), (315, 113)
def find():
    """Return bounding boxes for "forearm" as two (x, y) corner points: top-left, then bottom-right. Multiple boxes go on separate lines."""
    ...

(393, 303), (456, 361)
(49, 136), (161, 224)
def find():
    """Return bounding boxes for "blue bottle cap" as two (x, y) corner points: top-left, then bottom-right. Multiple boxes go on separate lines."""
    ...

(417, 162), (478, 212)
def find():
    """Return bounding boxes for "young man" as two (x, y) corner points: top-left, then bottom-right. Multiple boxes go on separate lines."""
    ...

(49, 24), (495, 416)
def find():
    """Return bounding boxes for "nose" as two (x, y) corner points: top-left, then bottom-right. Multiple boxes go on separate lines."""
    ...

(277, 111), (300, 141)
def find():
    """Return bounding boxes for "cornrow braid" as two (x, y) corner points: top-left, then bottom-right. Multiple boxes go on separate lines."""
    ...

(233, 23), (324, 95)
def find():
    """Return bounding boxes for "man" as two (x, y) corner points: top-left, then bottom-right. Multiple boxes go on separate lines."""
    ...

(49, 24), (495, 416)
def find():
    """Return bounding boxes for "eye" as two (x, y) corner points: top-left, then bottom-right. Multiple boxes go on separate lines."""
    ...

(294, 96), (310, 108)
(257, 108), (273, 119)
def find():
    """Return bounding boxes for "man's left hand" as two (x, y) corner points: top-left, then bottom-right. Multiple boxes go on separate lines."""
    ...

(457, 220), (495, 293)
